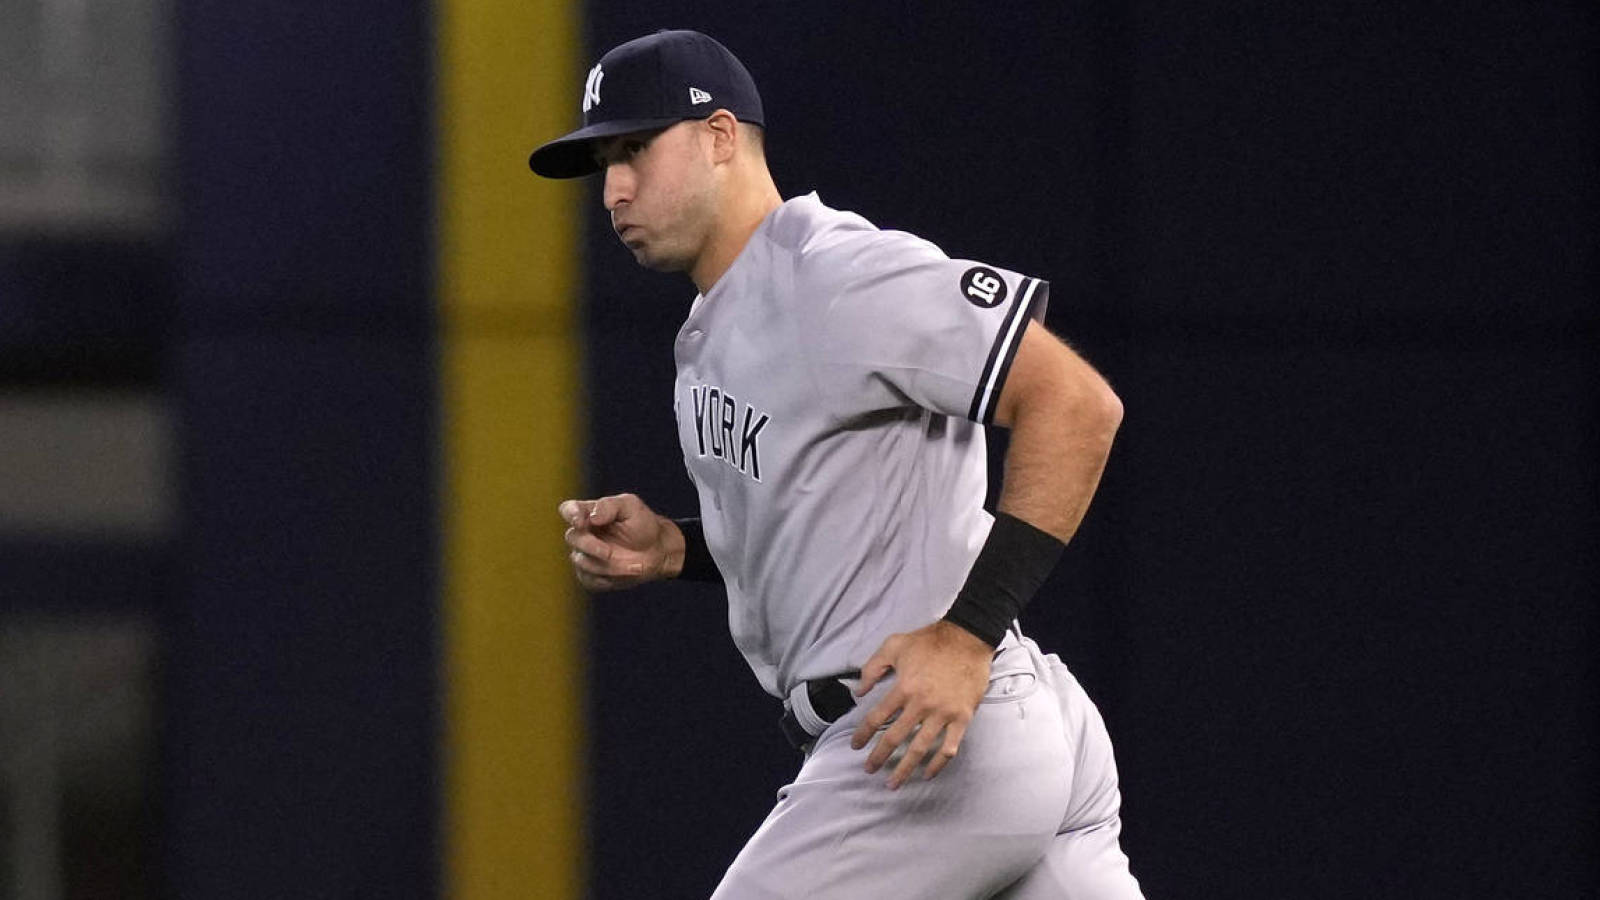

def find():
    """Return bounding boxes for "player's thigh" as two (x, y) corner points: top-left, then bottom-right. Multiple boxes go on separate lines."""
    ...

(1040, 650), (1127, 833)
(993, 817), (1142, 900)
(996, 647), (1143, 900)
(712, 649), (1072, 899)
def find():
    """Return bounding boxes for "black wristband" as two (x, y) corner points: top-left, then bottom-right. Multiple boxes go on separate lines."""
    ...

(942, 512), (1065, 647)
(672, 518), (724, 584)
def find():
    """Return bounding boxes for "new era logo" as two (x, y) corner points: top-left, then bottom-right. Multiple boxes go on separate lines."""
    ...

(689, 87), (712, 105)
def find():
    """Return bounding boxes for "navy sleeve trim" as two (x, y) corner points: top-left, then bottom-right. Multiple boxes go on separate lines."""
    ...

(967, 277), (1047, 424)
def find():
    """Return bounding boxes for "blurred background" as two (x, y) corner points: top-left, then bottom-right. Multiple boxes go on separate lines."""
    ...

(0, 1), (1593, 898)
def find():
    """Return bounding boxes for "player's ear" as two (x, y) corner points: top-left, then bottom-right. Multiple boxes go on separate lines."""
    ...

(704, 110), (739, 164)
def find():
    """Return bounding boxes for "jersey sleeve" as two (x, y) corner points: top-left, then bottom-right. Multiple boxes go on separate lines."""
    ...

(807, 230), (1050, 424)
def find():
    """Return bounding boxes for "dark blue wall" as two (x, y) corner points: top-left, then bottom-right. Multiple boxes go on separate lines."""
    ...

(580, 4), (1597, 899)
(164, 1), (437, 896)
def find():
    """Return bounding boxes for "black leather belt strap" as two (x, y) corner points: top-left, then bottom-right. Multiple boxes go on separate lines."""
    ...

(778, 671), (860, 752)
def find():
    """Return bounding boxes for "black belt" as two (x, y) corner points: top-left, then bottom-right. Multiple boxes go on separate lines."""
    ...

(779, 671), (860, 752)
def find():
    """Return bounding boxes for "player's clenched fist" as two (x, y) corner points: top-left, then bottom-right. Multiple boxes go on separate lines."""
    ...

(558, 493), (686, 591)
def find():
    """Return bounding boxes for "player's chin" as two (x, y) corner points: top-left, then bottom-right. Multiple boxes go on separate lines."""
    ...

(631, 246), (690, 274)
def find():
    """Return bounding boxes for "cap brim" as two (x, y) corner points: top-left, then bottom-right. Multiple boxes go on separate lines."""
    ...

(528, 117), (684, 178)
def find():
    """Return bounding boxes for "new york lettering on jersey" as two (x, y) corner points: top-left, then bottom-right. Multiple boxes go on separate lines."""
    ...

(688, 383), (771, 481)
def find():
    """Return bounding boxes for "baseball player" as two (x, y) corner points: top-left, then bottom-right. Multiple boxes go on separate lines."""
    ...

(533, 30), (1143, 899)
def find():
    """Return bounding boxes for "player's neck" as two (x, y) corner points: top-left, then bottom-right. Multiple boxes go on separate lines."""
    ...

(690, 169), (783, 295)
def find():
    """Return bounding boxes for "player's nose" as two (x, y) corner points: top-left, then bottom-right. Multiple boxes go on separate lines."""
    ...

(602, 163), (632, 211)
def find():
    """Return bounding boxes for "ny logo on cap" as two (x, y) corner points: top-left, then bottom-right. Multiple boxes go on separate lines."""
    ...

(582, 64), (604, 113)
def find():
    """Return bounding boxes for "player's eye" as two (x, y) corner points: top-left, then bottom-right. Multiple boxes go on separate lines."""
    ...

(595, 131), (658, 167)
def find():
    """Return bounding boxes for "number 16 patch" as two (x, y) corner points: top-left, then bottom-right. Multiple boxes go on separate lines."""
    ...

(960, 266), (1009, 308)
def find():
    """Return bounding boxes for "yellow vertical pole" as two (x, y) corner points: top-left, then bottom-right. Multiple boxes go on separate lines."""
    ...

(435, 1), (584, 897)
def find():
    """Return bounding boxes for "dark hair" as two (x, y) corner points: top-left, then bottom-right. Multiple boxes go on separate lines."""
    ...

(743, 122), (767, 155)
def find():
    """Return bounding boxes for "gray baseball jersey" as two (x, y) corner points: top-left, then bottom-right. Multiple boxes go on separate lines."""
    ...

(672, 192), (1142, 899)
(672, 192), (1047, 698)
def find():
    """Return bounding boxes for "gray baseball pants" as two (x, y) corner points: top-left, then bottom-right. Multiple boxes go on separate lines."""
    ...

(711, 635), (1144, 899)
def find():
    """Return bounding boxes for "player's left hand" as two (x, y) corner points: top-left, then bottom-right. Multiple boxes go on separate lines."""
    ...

(850, 620), (993, 789)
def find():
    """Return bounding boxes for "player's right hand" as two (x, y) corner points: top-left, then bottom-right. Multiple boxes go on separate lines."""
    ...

(558, 493), (682, 591)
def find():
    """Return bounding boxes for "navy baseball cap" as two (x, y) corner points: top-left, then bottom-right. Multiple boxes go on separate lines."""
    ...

(529, 29), (765, 179)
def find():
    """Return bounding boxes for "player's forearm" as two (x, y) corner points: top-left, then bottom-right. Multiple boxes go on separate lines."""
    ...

(995, 368), (1122, 543)
(941, 360), (1121, 646)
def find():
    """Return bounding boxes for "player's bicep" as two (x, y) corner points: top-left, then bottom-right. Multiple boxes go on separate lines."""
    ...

(989, 320), (1121, 430)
